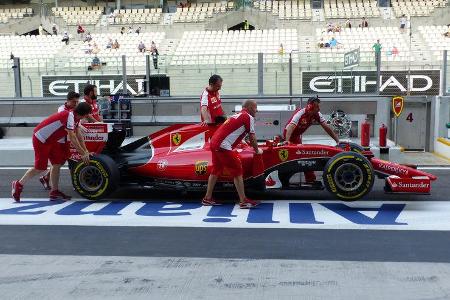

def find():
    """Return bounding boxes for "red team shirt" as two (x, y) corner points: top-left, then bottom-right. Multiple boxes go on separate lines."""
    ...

(200, 88), (225, 123)
(283, 108), (326, 144)
(209, 109), (255, 177)
(32, 110), (81, 170)
(81, 97), (101, 121)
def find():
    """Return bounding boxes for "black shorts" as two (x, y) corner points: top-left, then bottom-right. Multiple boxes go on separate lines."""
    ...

(400, 24), (406, 29)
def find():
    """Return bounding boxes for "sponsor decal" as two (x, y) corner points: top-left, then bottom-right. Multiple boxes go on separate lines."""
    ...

(302, 70), (440, 95)
(392, 96), (404, 117)
(157, 159), (168, 171)
(296, 149), (330, 156)
(298, 160), (317, 167)
(172, 133), (182, 146)
(391, 181), (429, 189)
(0, 200), (410, 227)
(83, 133), (108, 142)
(278, 149), (289, 162)
(41, 74), (170, 97)
(377, 162), (409, 176)
(195, 161), (208, 175)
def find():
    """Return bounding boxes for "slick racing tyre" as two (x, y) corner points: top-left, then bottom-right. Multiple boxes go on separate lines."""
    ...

(337, 142), (365, 153)
(71, 154), (120, 200)
(323, 152), (374, 201)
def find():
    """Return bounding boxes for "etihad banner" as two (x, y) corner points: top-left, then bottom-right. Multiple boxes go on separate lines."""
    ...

(41, 74), (146, 97)
(302, 70), (440, 95)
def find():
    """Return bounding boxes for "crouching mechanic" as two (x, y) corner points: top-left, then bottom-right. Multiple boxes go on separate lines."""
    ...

(11, 102), (92, 202)
(202, 100), (262, 209)
(283, 96), (339, 185)
(39, 91), (80, 190)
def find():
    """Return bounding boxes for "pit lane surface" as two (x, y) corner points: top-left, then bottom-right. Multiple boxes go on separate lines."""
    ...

(1, 168), (450, 299)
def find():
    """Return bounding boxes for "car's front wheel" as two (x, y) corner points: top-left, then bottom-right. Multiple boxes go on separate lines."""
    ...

(323, 152), (374, 201)
(71, 154), (120, 200)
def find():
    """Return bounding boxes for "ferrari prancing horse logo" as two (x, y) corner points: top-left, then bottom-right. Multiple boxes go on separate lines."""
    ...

(392, 96), (404, 117)
(278, 149), (289, 162)
(172, 133), (182, 145)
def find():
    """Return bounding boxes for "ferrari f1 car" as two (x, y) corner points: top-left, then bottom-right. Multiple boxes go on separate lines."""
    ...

(69, 123), (437, 201)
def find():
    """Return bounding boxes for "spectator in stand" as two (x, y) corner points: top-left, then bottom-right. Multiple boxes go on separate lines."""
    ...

(326, 22), (333, 33)
(345, 19), (352, 29)
(329, 37), (341, 48)
(135, 26), (142, 35)
(120, 26), (126, 35)
(61, 31), (69, 45)
(112, 39), (120, 49)
(360, 17), (368, 28)
(150, 41), (157, 52)
(444, 24), (450, 37)
(91, 56), (101, 69)
(38, 24), (44, 35)
(52, 23), (58, 35)
(392, 46), (399, 58)
(151, 48), (159, 69)
(138, 41), (146, 53)
(244, 19), (249, 30)
(92, 42), (100, 54)
(106, 38), (113, 50)
(83, 32), (92, 43)
(77, 23), (85, 36)
(278, 43), (284, 55)
(372, 39), (382, 66)
(128, 26), (133, 34)
(400, 14), (407, 33)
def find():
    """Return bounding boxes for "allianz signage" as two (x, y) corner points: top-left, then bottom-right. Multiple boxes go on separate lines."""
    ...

(41, 74), (146, 97)
(302, 70), (440, 95)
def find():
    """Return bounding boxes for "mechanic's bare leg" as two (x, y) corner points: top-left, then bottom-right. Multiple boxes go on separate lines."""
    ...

(50, 164), (61, 192)
(19, 168), (45, 185)
(233, 175), (246, 202)
(205, 174), (218, 199)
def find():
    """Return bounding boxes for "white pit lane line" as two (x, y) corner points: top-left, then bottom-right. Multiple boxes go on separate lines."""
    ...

(0, 199), (450, 231)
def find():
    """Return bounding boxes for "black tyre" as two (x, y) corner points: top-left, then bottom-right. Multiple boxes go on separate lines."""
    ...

(337, 142), (365, 153)
(323, 152), (374, 201)
(71, 154), (120, 200)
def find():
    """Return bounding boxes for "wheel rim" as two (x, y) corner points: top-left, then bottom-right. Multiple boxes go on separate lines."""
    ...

(334, 163), (363, 192)
(79, 165), (104, 192)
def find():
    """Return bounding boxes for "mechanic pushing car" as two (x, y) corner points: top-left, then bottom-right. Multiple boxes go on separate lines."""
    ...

(283, 96), (340, 185)
(203, 99), (262, 208)
(39, 91), (81, 190)
(81, 84), (103, 122)
(200, 74), (226, 125)
(11, 102), (92, 202)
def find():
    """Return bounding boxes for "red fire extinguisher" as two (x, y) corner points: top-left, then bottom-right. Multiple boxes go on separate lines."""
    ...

(361, 119), (370, 147)
(379, 124), (387, 147)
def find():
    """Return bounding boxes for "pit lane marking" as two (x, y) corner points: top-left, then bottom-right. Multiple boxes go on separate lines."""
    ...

(0, 199), (449, 231)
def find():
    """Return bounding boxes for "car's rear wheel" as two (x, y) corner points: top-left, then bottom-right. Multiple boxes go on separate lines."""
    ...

(71, 154), (120, 200)
(323, 152), (374, 201)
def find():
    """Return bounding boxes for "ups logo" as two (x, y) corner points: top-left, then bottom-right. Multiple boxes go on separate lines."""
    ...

(195, 161), (208, 175)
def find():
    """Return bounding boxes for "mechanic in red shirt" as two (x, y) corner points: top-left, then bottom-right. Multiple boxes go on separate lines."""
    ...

(203, 100), (262, 209)
(200, 74), (225, 125)
(284, 96), (339, 184)
(81, 84), (103, 122)
(39, 91), (81, 190)
(11, 102), (92, 202)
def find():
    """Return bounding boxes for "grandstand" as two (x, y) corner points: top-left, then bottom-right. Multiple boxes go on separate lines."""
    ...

(0, 0), (447, 97)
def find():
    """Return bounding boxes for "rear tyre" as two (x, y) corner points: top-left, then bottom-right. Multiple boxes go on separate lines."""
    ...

(323, 152), (374, 201)
(71, 154), (120, 200)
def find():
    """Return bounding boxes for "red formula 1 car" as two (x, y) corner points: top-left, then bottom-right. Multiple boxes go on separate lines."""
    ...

(69, 123), (437, 201)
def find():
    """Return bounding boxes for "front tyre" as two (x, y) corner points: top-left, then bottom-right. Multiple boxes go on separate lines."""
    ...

(71, 154), (120, 200)
(323, 152), (374, 201)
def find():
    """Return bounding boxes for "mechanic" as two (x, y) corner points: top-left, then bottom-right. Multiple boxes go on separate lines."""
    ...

(200, 74), (225, 126)
(11, 102), (92, 202)
(81, 84), (103, 122)
(203, 100), (262, 209)
(283, 96), (340, 185)
(39, 91), (81, 190)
